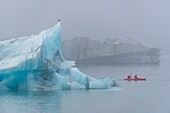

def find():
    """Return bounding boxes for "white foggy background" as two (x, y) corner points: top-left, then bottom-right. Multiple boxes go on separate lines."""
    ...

(0, 0), (170, 54)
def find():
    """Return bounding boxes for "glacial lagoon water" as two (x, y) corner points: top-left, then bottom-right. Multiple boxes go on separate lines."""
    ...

(0, 56), (170, 113)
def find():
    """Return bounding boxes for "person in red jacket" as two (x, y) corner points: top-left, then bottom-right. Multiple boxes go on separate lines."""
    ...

(134, 75), (138, 79)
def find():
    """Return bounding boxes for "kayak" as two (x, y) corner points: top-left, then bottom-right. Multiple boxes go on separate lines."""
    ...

(124, 77), (146, 81)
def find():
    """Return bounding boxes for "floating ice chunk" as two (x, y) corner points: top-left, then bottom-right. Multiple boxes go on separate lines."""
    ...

(0, 22), (117, 90)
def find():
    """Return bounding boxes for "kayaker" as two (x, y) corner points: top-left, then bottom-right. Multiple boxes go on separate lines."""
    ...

(134, 75), (138, 79)
(127, 75), (131, 79)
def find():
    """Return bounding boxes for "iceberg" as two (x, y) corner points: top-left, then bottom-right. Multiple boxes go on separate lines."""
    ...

(0, 21), (117, 90)
(63, 37), (160, 65)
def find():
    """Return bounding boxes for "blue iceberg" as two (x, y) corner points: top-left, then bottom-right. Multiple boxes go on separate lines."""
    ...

(0, 21), (117, 90)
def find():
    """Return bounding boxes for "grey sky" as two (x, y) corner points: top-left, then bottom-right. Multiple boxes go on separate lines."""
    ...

(0, 0), (170, 54)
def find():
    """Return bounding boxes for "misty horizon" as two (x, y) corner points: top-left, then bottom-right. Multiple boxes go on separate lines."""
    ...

(0, 0), (170, 54)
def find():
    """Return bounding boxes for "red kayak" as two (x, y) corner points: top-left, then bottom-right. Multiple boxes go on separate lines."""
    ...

(124, 75), (146, 81)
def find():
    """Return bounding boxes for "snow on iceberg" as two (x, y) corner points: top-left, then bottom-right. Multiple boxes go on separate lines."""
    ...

(0, 21), (117, 90)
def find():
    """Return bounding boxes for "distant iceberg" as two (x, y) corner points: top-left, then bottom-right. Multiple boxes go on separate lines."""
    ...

(63, 37), (160, 65)
(0, 21), (117, 90)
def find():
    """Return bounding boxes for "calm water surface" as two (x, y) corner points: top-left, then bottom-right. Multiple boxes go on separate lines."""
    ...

(0, 56), (170, 113)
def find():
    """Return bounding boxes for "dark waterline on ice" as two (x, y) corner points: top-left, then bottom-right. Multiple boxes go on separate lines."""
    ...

(0, 56), (170, 113)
